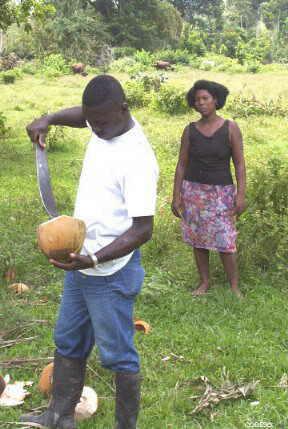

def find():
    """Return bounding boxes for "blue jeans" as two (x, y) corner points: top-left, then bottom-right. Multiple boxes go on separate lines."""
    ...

(54, 249), (145, 373)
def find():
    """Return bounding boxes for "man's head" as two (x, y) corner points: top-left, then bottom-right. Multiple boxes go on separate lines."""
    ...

(82, 75), (130, 140)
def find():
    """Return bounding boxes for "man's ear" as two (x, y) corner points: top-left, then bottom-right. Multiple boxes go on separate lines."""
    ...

(122, 102), (129, 112)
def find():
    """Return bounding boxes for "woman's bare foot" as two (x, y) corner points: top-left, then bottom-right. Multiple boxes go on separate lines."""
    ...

(192, 283), (209, 296)
(231, 286), (243, 299)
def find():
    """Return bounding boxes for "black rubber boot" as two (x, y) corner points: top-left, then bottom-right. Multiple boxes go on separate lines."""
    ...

(115, 372), (141, 429)
(20, 351), (86, 429)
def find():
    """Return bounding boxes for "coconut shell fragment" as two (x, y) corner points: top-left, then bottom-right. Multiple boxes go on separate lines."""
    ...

(38, 362), (54, 396)
(8, 283), (30, 294)
(0, 375), (6, 396)
(37, 215), (86, 262)
(134, 320), (151, 334)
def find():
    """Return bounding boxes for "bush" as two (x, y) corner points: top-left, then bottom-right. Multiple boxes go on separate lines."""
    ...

(198, 54), (246, 73)
(124, 81), (152, 109)
(41, 54), (70, 77)
(111, 57), (146, 75)
(113, 47), (137, 59)
(226, 94), (288, 118)
(133, 50), (155, 67)
(152, 85), (188, 115)
(2, 71), (16, 84)
(0, 112), (9, 137)
(155, 49), (191, 65)
(180, 27), (206, 56)
(130, 72), (167, 92)
(238, 157), (288, 274)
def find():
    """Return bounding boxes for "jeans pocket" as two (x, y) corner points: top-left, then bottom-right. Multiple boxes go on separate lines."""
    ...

(108, 264), (144, 298)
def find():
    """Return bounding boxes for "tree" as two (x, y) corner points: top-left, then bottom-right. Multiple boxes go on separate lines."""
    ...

(0, 0), (54, 31)
(95, 0), (183, 50)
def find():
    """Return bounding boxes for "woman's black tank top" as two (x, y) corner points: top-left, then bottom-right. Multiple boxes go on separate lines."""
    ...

(184, 120), (233, 185)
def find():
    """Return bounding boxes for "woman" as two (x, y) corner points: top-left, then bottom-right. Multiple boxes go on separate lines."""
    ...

(172, 80), (246, 297)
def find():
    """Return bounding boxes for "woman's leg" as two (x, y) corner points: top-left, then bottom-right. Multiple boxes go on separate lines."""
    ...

(219, 252), (242, 297)
(192, 247), (210, 296)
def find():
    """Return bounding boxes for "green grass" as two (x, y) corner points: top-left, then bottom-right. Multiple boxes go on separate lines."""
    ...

(0, 69), (288, 428)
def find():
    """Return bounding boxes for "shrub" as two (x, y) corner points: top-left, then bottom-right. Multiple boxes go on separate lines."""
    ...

(124, 81), (152, 109)
(226, 95), (288, 118)
(113, 47), (137, 59)
(2, 71), (16, 84)
(238, 157), (288, 274)
(155, 48), (191, 65)
(133, 50), (154, 67)
(111, 57), (145, 75)
(0, 112), (9, 137)
(130, 72), (167, 92)
(41, 54), (70, 77)
(152, 85), (188, 115)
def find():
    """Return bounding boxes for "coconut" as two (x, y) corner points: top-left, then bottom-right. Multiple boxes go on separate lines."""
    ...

(37, 215), (86, 262)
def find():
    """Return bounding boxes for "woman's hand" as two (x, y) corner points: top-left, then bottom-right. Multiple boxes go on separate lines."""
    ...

(233, 194), (246, 216)
(171, 196), (183, 218)
(50, 254), (94, 271)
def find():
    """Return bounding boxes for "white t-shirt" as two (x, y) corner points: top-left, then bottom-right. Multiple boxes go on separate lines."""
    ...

(74, 118), (159, 276)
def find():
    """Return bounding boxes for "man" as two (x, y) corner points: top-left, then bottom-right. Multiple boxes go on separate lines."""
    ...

(21, 75), (159, 429)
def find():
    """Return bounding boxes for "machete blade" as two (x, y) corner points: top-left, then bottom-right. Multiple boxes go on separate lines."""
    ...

(35, 144), (59, 218)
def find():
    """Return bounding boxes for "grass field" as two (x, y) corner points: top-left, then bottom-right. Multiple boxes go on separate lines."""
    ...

(0, 68), (288, 429)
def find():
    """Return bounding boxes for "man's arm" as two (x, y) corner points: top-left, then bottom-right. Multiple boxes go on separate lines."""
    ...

(27, 106), (86, 148)
(50, 216), (153, 271)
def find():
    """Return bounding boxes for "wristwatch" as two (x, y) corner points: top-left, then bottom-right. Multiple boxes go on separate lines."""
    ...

(88, 252), (99, 268)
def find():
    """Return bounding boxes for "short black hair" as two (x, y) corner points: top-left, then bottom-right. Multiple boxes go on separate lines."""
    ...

(187, 80), (229, 110)
(82, 75), (126, 107)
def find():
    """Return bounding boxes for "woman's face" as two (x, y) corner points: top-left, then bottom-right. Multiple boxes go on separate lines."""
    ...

(194, 89), (217, 116)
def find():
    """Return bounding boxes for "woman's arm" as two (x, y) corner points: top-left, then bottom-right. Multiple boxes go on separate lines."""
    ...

(230, 121), (246, 216)
(171, 125), (190, 218)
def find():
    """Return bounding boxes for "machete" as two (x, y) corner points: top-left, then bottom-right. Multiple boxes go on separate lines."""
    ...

(35, 144), (59, 218)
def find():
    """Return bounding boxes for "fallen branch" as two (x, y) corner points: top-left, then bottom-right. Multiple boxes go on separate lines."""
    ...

(0, 336), (38, 349)
(0, 357), (53, 368)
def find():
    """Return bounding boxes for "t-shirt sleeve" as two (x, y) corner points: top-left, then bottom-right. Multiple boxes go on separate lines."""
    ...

(123, 150), (159, 218)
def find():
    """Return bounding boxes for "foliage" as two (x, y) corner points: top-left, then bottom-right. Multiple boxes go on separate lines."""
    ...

(0, 0), (55, 31)
(179, 24), (206, 56)
(40, 53), (70, 77)
(236, 34), (273, 64)
(96, 0), (183, 50)
(155, 48), (191, 64)
(124, 81), (153, 109)
(152, 85), (188, 114)
(2, 70), (16, 84)
(226, 94), (288, 118)
(113, 46), (137, 59)
(0, 111), (9, 137)
(130, 72), (167, 92)
(238, 157), (288, 273)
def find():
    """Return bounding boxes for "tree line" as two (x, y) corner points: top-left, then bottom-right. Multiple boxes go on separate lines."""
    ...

(0, 0), (288, 64)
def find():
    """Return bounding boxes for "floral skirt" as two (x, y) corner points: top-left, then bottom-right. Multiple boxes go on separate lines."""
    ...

(181, 180), (237, 253)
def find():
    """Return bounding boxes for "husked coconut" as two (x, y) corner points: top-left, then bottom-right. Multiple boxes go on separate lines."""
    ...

(37, 215), (86, 262)
(8, 283), (30, 294)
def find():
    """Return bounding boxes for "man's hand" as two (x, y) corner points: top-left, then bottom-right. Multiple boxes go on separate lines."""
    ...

(26, 116), (50, 148)
(50, 254), (94, 271)
(233, 194), (246, 217)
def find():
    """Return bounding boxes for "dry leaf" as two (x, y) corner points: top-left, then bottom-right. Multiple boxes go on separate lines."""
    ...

(0, 375), (33, 407)
(189, 376), (259, 415)
(279, 373), (288, 389)
(4, 267), (16, 282)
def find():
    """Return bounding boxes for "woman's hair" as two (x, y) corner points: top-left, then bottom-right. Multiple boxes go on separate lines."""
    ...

(186, 80), (229, 110)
